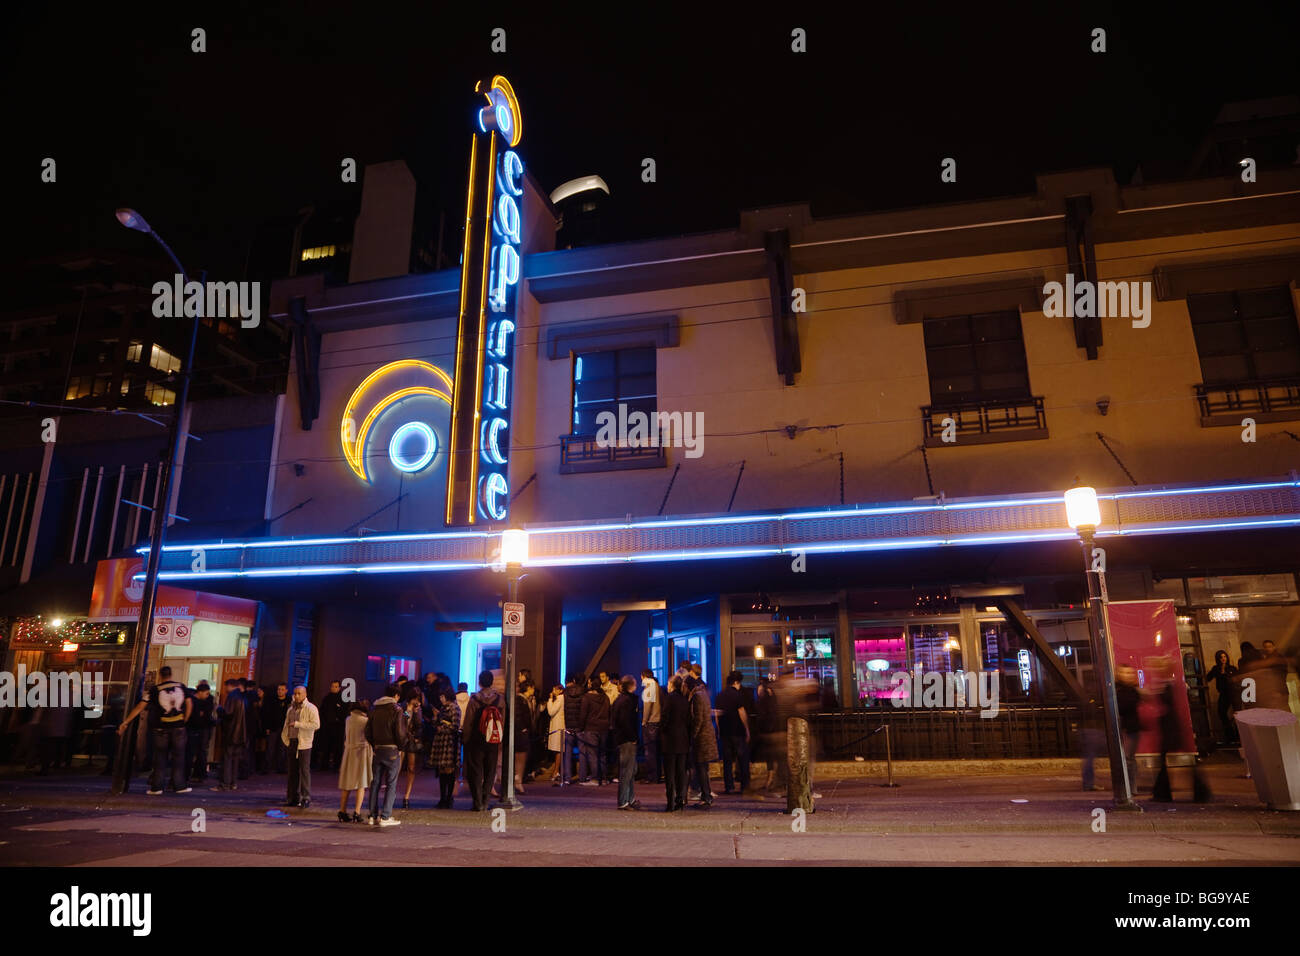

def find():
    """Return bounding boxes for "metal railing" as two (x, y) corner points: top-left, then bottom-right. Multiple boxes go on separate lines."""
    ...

(809, 703), (1078, 760)
(922, 396), (1046, 441)
(559, 431), (667, 473)
(1195, 377), (1300, 420)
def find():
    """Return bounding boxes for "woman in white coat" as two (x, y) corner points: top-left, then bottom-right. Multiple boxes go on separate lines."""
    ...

(337, 702), (372, 822)
(546, 684), (565, 782)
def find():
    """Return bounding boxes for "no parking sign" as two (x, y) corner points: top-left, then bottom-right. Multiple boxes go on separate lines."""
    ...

(503, 602), (525, 637)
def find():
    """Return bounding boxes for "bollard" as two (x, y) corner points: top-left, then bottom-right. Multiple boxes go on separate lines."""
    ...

(883, 723), (897, 788)
(786, 716), (813, 813)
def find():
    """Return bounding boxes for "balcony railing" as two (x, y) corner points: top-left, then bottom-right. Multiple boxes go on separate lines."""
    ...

(1195, 377), (1300, 426)
(559, 431), (667, 474)
(921, 396), (1047, 447)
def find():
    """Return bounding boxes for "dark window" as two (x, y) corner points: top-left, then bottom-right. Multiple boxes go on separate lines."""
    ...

(571, 347), (656, 434)
(1187, 286), (1300, 384)
(923, 310), (1031, 405)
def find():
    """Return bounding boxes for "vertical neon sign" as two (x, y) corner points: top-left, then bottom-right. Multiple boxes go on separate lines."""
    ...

(446, 75), (523, 525)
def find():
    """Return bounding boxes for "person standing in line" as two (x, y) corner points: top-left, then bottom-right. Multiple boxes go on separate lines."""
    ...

(686, 668), (719, 808)
(318, 680), (348, 772)
(281, 685), (320, 809)
(461, 671), (505, 811)
(578, 675), (609, 786)
(398, 685), (424, 809)
(122, 665), (191, 795)
(612, 676), (641, 810)
(511, 680), (535, 795)
(715, 671), (751, 795)
(336, 701), (371, 822)
(264, 683), (290, 774)
(454, 681), (470, 795)
(545, 684), (566, 782)
(560, 673), (585, 786)
(1205, 650), (1240, 745)
(239, 680), (261, 777)
(659, 676), (690, 812)
(186, 682), (216, 783)
(599, 671), (619, 782)
(365, 684), (408, 826)
(211, 679), (246, 792)
(640, 669), (662, 784)
(431, 688), (461, 809)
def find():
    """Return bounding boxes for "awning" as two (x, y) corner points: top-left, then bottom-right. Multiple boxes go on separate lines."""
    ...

(87, 558), (258, 628)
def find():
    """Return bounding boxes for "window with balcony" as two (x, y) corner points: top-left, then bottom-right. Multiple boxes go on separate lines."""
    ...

(562, 346), (664, 473)
(921, 310), (1046, 445)
(1188, 285), (1300, 425)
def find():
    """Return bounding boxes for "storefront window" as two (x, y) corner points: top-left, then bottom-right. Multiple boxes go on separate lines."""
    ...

(1186, 574), (1298, 606)
(853, 625), (907, 708)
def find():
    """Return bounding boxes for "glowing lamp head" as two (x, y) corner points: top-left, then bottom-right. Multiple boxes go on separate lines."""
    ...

(115, 208), (150, 233)
(500, 528), (529, 567)
(1064, 486), (1101, 530)
(51, 618), (64, 628)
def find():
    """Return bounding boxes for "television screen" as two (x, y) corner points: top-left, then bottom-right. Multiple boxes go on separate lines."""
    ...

(795, 636), (833, 659)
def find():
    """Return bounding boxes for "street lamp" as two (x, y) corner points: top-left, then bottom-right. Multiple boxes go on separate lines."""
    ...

(494, 528), (528, 810)
(110, 209), (201, 795)
(1065, 484), (1139, 810)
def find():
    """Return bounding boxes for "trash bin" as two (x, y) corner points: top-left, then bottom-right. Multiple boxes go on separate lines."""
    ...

(1235, 708), (1300, 811)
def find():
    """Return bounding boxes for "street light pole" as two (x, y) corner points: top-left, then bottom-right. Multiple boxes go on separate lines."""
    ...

(495, 529), (528, 811)
(1066, 485), (1139, 811)
(110, 209), (201, 795)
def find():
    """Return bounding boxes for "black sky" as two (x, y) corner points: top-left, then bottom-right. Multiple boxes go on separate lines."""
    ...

(6, 3), (1299, 279)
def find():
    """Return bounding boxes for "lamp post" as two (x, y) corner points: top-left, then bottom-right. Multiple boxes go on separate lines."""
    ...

(110, 209), (201, 795)
(1065, 485), (1139, 810)
(494, 528), (528, 810)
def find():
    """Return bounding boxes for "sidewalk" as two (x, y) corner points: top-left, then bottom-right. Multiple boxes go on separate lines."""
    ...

(1, 754), (1296, 865)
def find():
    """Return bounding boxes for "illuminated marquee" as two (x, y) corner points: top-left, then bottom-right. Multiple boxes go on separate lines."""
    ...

(446, 75), (524, 526)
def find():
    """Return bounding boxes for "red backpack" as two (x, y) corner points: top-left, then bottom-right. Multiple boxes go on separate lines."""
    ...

(478, 700), (504, 744)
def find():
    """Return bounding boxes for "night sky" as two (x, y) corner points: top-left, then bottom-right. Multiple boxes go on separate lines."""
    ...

(7, 4), (1299, 278)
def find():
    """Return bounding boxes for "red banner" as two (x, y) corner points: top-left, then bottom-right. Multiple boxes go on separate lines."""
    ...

(1105, 600), (1197, 754)
(87, 559), (257, 629)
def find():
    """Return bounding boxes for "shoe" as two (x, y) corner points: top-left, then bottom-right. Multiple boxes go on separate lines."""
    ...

(338, 811), (350, 822)
(282, 801), (298, 808)
(674, 802), (685, 811)
(210, 785), (229, 792)
(579, 780), (598, 787)
(368, 816), (377, 826)
(351, 812), (362, 823)
(629, 800), (641, 810)
(665, 804), (675, 813)
(402, 798), (409, 809)
(146, 789), (163, 796)
(176, 787), (192, 794)
(618, 803), (630, 810)
(379, 817), (401, 827)
(722, 789), (735, 795)
(552, 779), (563, 787)
(299, 799), (311, 809)
(812, 791), (823, 799)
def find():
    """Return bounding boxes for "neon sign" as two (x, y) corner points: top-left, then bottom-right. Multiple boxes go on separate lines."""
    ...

(447, 75), (523, 525)
(340, 360), (453, 483)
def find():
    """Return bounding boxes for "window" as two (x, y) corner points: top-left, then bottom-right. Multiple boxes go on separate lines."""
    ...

(145, 382), (175, 406)
(64, 377), (91, 400)
(923, 310), (1030, 405)
(120, 377), (132, 395)
(149, 345), (181, 373)
(91, 374), (111, 396)
(1187, 286), (1300, 384)
(572, 347), (656, 434)
(126, 342), (143, 363)
(301, 245), (336, 261)
(365, 656), (385, 681)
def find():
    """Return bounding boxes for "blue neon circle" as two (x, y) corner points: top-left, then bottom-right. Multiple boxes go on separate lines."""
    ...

(388, 421), (437, 473)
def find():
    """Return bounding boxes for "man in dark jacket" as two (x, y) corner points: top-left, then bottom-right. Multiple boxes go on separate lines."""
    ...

(365, 684), (408, 825)
(560, 673), (586, 786)
(186, 682), (216, 783)
(715, 671), (751, 795)
(462, 671), (505, 811)
(317, 680), (347, 771)
(687, 669), (719, 808)
(659, 676), (690, 812)
(578, 676), (610, 785)
(262, 684), (290, 773)
(611, 676), (641, 809)
(238, 680), (260, 777)
(212, 679), (246, 791)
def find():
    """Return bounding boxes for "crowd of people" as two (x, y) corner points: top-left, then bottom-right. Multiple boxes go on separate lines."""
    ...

(80, 660), (823, 819)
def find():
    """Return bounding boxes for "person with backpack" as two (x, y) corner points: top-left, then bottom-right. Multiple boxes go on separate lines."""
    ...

(461, 671), (505, 811)
(364, 684), (409, 826)
(578, 675), (610, 786)
(122, 665), (191, 795)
